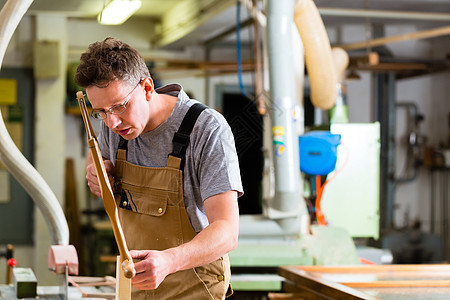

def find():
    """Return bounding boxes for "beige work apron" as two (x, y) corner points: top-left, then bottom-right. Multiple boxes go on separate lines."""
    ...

(114, 149), (231, 299)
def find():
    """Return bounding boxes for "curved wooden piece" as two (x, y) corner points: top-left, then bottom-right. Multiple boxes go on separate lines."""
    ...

(76, 92), (135, 279)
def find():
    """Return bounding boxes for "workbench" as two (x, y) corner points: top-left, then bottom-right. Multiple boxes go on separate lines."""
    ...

(276, 264), (450, 299)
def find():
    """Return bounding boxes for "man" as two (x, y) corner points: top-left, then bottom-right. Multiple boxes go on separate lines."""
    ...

(75, 37), (242, 299)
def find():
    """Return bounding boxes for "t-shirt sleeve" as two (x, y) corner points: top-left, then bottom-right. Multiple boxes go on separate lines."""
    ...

(97, 121), (111, 161)
(190, 110), (244, 201)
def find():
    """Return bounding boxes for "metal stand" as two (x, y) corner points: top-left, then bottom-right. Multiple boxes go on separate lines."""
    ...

(375, 72), (396, 231)
(430, 167), (450, 262)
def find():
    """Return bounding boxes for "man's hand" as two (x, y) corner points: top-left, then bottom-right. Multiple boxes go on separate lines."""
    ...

(129, 250), (174, 290)
(86, 152), (115, 197)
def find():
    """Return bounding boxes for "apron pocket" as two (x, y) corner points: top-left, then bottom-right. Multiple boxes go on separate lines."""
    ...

(193, 257), (229, 300)
(117, 183), (177, 216)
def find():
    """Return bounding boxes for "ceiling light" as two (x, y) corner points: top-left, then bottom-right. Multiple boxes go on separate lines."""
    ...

(98, 0), (141, 25)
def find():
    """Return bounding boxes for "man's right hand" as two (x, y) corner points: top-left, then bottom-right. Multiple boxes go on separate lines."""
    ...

(86, 153), (115, 197)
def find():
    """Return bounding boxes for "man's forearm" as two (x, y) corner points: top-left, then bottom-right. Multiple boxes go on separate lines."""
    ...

(165, 218), (238, 274)
(164, 191), (239, 274)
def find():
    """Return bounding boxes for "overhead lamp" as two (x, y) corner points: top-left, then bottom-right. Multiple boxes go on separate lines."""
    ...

(98, 0), (142, 25)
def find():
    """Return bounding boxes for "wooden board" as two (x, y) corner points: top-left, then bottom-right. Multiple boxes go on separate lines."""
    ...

(279, 265), (450, 300)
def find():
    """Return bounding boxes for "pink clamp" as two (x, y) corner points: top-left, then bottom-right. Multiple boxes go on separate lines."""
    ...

(48, 245), (79, 275)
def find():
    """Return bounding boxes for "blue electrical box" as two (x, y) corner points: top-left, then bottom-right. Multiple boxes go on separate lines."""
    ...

(299, 131), (341, 176)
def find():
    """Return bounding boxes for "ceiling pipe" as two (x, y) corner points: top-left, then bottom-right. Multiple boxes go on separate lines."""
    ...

(240, 3), (450, 28)
(265, 0), (308, 234)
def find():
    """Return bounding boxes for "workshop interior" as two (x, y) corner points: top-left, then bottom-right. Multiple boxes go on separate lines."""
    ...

(0, 0), (450, 299)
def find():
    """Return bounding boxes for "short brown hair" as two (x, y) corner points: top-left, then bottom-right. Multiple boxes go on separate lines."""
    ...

(75, 37), (150, 88)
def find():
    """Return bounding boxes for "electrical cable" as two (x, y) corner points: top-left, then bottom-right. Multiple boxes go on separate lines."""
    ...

(315, 143), (350, 226)
(359, 257), (376, 265)
(315, 175), (327, 226)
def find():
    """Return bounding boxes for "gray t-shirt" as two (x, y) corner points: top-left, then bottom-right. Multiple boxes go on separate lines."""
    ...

(98, 83), (243, 232)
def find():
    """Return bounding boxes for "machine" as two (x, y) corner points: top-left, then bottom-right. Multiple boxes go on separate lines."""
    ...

(228, 0), (368, 294)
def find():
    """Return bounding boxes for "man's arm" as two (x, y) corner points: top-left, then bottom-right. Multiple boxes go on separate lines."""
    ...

(130, 190), (239, 290)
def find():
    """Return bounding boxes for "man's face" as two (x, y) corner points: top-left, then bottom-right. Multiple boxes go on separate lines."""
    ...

(86, 79), (151, 140)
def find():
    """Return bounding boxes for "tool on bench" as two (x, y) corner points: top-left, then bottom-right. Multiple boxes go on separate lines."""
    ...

(76, 91), (135, 280)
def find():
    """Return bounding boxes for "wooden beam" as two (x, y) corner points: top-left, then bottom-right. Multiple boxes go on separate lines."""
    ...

(337, 25), (450, 51)
(347, 52), (449, 76)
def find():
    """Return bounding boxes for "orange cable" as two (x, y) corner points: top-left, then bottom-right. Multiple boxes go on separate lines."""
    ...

(314, 143), (350, 226)
(359, 257), (376, 265)
(315, 175), (327, 226)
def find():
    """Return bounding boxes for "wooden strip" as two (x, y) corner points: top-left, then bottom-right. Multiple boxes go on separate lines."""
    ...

(65, 159), (84, 273)
(70, 275), (116, 287)
(116, 256), (131, 300)
(338, 25), (450, 51)
(279, 266), (382, 300)
(359, 63), (428, 71)
(296, 264), (450, 274)
(343, 280), (450, 288)
(84, 292), (115, 299)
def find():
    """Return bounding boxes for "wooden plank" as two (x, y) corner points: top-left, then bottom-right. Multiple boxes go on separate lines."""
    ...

(344, 280), (450, 288)
(70, 275), (116, 287)
(338, 25), (450, 51)
(279, 266), (381, 300)
(280, 264), (450, 298)
(116, 256), (131, 300)
(64, 158), (84, 273)
(296, 264), (450, 273)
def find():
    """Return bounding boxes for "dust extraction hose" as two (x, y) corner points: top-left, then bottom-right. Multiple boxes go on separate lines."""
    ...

(0, 0), (69, 246)
(294, 0), (337, 110)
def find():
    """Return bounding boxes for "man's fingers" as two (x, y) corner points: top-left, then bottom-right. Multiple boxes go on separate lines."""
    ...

(129, 250), (148, 260)
(104, 160), (114, 172)
(86, 159), (115, 195)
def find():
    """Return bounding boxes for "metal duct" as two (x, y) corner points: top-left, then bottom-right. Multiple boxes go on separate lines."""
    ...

(265, 0), (308, 234)
(0, 0), (69, 246)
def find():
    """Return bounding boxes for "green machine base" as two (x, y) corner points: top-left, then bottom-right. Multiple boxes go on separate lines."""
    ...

(229, 225), (360, 291)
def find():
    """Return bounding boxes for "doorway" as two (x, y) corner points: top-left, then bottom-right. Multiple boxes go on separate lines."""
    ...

(218, 85), (264, 215)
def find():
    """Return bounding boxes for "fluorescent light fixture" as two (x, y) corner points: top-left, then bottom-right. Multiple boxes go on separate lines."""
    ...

(98, 0), (142, 25)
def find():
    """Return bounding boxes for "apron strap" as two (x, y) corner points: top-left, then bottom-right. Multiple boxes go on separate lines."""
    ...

(169, 103), (208, 170)
(167, 155), (182, 169)
(116, 137), (129, 161)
